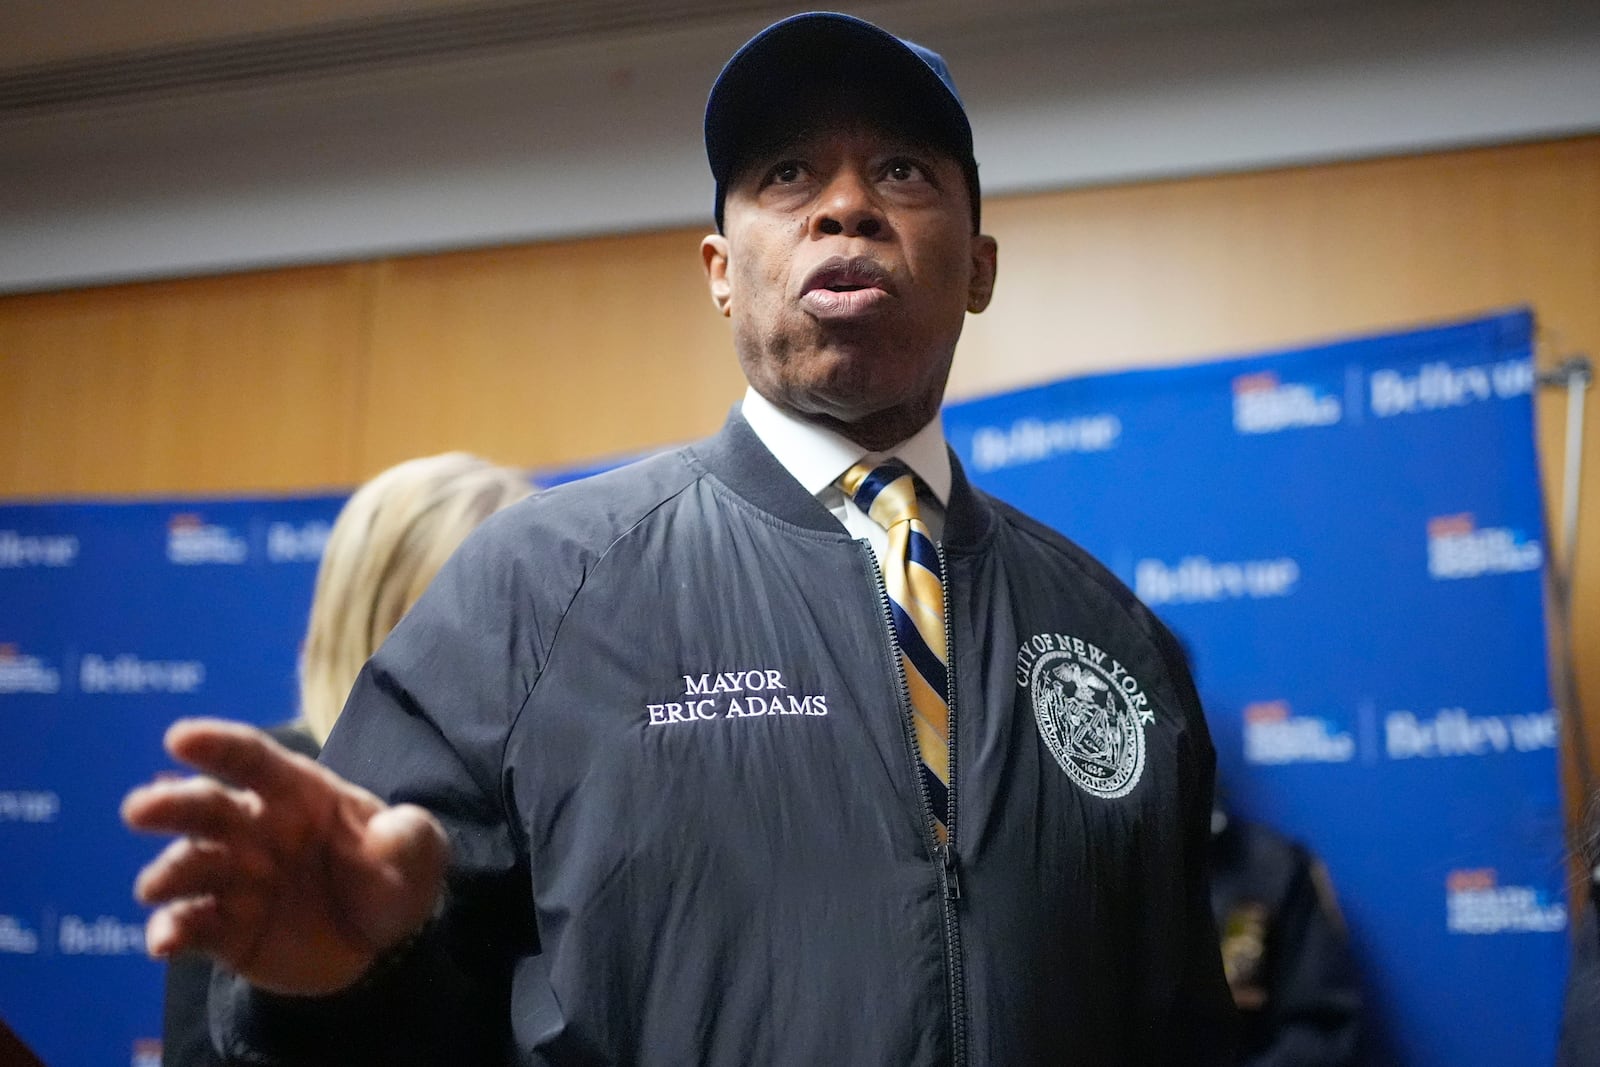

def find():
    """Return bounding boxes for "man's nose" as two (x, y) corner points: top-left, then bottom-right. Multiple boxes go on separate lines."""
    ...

(810, 170), (884, 239)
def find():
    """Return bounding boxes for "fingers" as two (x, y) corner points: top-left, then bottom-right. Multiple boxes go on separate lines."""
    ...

(134, 835), (271, 907)
(162, 718), (319, 801)
(121, 774), (261, 840)
(144, 894), (223, 958)
(163, 718), (388, 823)
(122, 718), (442, 987)
(128, 801), (275, 963)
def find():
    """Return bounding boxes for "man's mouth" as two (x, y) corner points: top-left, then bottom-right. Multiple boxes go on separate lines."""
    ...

(801, 257), (893, 319)
(802, 256), (892, 297)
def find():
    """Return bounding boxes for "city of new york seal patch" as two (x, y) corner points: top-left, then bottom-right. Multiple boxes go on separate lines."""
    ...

(1017, 633), (1155, 799)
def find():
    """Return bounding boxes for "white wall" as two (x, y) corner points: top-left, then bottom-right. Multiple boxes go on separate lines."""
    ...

(0, 0), (1595, 294)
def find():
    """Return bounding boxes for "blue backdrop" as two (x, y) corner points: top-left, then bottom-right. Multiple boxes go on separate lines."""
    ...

(0, 310), (1564, 1064)
(0, 496), (345, 1066)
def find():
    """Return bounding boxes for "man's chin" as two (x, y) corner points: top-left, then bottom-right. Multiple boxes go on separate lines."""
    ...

(781, 382), (889, 426)
(784, 390), (938, 449)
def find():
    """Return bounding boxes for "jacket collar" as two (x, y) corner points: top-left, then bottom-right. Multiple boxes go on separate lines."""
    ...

(942, 441), (996, 554)
(739, 387), (952, 508)
(690, 408), (996, 550)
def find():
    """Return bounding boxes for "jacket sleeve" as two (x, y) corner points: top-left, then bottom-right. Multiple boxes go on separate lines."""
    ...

(206, 504), (564, 1065)
(1557, 886), (1600, 1067)
(162, 952), (221, 1067)
(1152, 621), (1240, 1066)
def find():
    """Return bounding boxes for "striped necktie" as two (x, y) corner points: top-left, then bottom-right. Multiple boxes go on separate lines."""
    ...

(839, 460), (951, 842)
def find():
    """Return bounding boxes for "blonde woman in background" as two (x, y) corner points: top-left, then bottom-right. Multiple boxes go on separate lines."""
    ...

(162, 452), (531, 1067)
(296, 452), (533, 745)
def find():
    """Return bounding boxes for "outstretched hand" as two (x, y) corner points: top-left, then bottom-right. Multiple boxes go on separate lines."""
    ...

(122, 718), (449, 995)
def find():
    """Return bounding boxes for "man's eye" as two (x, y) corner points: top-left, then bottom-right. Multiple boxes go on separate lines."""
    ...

(884, 159), (926, 182)
(768, 161), (805, 184)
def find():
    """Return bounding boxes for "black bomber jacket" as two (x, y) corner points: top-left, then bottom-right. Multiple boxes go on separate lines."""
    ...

(212, 412), (1236, 1066)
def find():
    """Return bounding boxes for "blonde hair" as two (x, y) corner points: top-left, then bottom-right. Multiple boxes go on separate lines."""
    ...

(298, 452), (532, 744)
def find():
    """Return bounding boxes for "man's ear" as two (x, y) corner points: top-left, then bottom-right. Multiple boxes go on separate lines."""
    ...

(701, 234), (733, 317)
(966, 234), (998, 314)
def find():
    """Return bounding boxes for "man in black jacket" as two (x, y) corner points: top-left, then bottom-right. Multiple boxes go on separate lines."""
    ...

(124, 13), (1235, 1065)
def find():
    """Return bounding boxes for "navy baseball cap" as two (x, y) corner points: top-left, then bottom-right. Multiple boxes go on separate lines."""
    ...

(705, 11), (980, 232)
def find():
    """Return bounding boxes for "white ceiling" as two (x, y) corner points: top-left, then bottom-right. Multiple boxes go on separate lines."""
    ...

(1, 0), (1593, 293)
(2, 0), (1359, 66)
(1, 0), (493, 67)
(0, 0), (1376, 105)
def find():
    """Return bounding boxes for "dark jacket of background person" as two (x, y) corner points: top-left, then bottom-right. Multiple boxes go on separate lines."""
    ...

(0, 1015), (47, 1067)
(205, 413), (1236, 1066)
(1211, 807), (1362, 1066)
(1557, 848), (1600, 1065)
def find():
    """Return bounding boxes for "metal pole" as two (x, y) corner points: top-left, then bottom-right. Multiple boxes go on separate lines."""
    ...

(1539, 356), (1593, 851)
(1560, 359), (1591, 589)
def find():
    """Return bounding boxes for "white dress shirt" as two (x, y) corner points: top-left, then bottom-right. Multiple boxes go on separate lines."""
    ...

(740, 387), (951, 569)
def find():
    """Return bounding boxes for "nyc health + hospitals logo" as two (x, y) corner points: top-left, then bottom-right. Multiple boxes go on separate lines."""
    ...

(1241, 700), (1353, 765)
(0, 529), (78, 568)
(1230, 371), (1341, 435)
(166, 512), (248, 565)
(0, 915), (40, 954)
(1426, 513), (1541, 580)
(1445, 869), (1565, 935)
(0, 643), (62, 695)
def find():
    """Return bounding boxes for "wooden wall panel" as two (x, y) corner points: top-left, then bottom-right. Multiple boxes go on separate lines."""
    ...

(951, 137), (1599, 391)
(0, 264), (372, 497)
(355, 231), (744, 479)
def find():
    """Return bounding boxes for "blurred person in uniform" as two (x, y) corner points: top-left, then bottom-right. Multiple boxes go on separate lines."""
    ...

(126, 13), (1236, 1065)
(1210, 797), (1362, 1066)
(1558, 804), (1600, 1065)
(160, 452), (530, 1067)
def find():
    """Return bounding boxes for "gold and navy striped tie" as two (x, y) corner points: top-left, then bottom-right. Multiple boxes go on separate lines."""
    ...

(839, 460), (951, 842)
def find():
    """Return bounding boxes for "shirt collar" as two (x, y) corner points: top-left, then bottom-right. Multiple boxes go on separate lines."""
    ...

(740, 387), (951, 506)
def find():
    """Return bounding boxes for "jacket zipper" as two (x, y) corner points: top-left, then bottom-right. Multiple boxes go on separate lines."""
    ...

(935, 542), (967, 1067)
(860, 540), (968, 1067)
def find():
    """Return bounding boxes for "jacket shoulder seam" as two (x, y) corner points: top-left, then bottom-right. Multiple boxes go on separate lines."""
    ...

(679, 446), (857, 544)
(498, 453), (704, 778)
